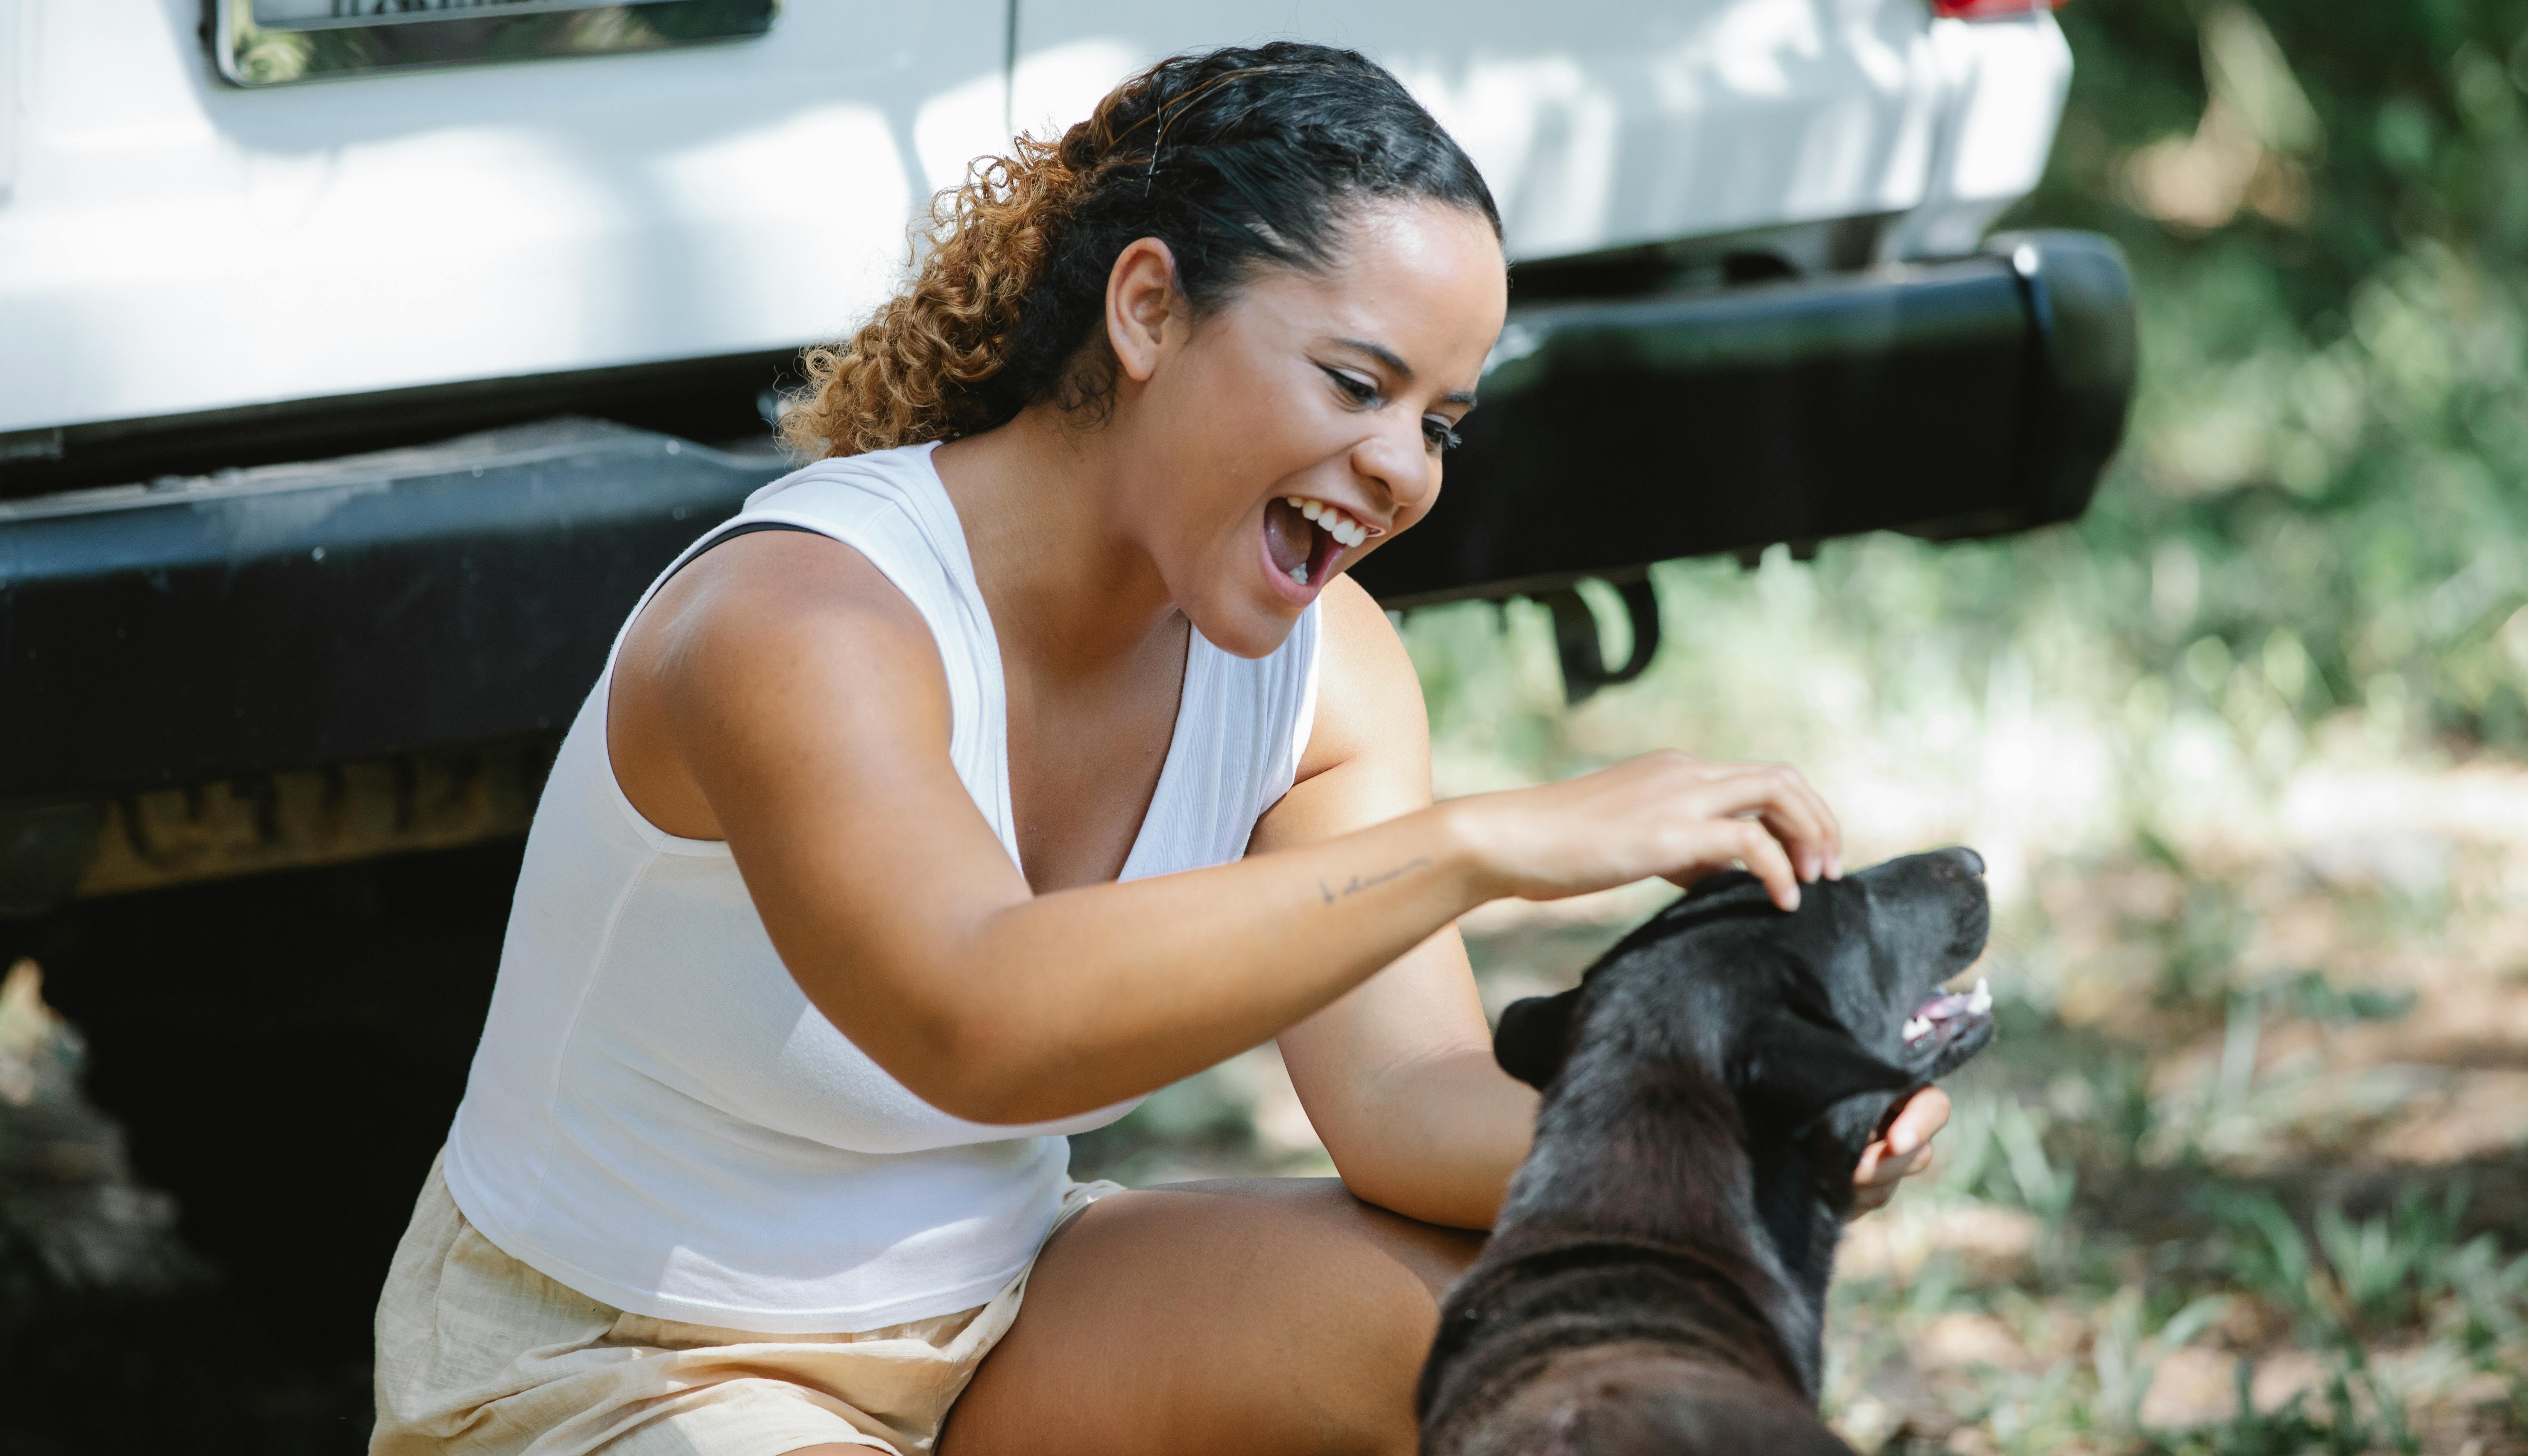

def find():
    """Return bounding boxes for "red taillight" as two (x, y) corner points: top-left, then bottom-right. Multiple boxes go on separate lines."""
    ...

(1932, 0), (2055, 18)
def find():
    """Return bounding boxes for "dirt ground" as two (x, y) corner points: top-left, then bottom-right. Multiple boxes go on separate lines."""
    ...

(1073, 752), (2528, 1455)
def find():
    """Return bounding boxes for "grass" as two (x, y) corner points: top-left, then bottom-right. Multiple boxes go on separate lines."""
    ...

(1815, 827), (2527, 1456)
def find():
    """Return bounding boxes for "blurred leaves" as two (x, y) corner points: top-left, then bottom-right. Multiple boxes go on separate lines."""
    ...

(2047, 0), (2528, 756)
(1408, 1), (2528, 817)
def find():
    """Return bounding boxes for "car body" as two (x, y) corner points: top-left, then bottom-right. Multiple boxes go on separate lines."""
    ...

(0, 0), (2130, 906)
(1, 0), (2070, 445)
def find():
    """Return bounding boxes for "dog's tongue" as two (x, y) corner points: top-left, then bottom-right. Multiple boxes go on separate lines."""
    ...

(1263, 498), (1313, 577)
(1902, 976), (1993, 1045)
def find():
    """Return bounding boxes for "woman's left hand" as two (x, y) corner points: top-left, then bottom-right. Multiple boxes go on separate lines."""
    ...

(1849, 1086), (1949, 1216)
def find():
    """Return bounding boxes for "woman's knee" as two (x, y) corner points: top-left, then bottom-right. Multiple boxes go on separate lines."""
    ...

(942, 1178), (1484, 1456)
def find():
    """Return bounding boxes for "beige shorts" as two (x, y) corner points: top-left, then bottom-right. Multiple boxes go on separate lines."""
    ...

(371, 1153), (1118, 1456)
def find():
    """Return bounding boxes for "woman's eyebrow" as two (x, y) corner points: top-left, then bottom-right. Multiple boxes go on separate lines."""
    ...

(1332, 336), (1478, 405)
(1333, 336), (1415, 380)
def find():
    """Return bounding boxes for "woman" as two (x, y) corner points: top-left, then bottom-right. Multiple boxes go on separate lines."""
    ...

(371, 43), (1947, 1456)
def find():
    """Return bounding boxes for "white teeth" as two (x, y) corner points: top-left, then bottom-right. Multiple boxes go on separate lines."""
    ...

(1902, 1016), (1933, 1043)
(1290, 562), (1308, 585)
(1283, 497), (1375, 549)
(1969, 976), (1992, 1014)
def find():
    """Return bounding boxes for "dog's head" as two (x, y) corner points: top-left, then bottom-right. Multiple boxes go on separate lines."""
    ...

(1492, 847), (1994, 1162)
(1423, 850), (1993, 1454)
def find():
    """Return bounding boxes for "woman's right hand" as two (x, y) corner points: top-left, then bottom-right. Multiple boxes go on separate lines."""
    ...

(1446, 750), (1842, 911)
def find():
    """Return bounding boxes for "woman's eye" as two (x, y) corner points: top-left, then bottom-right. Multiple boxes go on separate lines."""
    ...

(1423, 417), (1463, 454)
(1323, 367), (1379, 406)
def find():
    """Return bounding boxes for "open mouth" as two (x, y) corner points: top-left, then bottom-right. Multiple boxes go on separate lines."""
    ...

(1262, 495), (1373, 594)
(1901, 976), (1993, 1051)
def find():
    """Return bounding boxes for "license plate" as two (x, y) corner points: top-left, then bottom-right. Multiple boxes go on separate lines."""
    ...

(211, 0), (778, 86)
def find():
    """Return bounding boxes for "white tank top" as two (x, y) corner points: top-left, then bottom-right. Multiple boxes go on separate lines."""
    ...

(442, 442), (1322, 1333)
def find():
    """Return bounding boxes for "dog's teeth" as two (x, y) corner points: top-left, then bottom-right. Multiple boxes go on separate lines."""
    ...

(1902, 1016), (1932, 1042)
(1969, 977), (1992, 1014)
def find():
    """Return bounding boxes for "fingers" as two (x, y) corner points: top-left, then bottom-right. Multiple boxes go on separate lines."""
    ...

(1739, 765), (1841, 884)
(1779, 765), (1843, 880)
(1848, 1139), (1932, 1217)
(1654, 819), (1798, 908)
(1852, 1137), (1927, 1189)
(1725, 818), (1802, 912)
(1504, 752), (1842, 906)
(1849, 1142), (1914, 1213)
(1680, 763), (1842, 890)
(1848, 1088), (1952, 1218)
(1882, 1086), (1952, 1159)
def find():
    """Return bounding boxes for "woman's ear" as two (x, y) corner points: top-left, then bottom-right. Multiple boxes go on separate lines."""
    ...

(1493, 988), (1582, 1092)
(1105, 237), (1182, 384)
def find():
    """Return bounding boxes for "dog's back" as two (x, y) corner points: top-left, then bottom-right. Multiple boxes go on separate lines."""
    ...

(1417, 1236), (1845, 1455)
(1442, 1348), (1853, 1456)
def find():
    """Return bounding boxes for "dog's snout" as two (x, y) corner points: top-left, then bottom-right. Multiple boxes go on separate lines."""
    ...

(1955, 847), (1985, 878)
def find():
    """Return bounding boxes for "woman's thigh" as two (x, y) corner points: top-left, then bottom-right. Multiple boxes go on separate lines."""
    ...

(936, 1178), (1484, 1456)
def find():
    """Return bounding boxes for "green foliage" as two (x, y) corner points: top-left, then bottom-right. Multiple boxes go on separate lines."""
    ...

(2213, 1187), (2321, 1327)
(2036, 0), (2528, 753)
(2210, 1184), (2470, 1338)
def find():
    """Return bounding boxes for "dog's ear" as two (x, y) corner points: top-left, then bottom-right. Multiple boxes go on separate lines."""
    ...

(1738, 1009), (1919, 1128)
(1494, 988), (1582, 1091)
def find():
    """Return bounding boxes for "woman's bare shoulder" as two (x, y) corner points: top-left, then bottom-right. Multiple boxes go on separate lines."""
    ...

(609, 528), (954, 841)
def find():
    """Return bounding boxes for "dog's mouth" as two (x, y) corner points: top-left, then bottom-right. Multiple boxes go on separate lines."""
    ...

(1899, 975), (1993, 1053)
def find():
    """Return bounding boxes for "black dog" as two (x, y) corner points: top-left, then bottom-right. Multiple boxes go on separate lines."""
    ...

(1417, 848), (1995, 1455)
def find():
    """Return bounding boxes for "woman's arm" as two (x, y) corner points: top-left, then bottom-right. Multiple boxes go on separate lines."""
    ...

(1253, 580), (1533, 1229)
(1255, 579), (1949, 1228)
(614, 531), (1842, 1127)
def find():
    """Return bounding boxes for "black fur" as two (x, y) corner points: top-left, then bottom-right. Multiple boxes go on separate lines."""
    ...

(1417, 848), (1995, 1456)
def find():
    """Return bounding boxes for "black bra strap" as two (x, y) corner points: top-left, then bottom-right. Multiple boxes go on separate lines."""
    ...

(661, 521), (823, 588)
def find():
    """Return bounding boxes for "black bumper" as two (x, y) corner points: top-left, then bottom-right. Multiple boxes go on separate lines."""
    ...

(0, 231), (2132, 808)
(1350, 229), (2135, 603)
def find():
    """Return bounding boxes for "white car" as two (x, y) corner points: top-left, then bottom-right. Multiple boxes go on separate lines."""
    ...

(0, 0), (2130, 903)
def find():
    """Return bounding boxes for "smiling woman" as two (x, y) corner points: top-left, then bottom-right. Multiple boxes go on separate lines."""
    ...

(776, 47), (1499, 653)
(365, 42), (1943, 1456)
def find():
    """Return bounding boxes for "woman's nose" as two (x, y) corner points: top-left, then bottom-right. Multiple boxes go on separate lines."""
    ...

(1354, 425), (1436, 519)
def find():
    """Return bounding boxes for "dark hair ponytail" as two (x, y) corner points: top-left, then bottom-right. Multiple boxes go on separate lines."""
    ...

(783, 42), (1500, 459)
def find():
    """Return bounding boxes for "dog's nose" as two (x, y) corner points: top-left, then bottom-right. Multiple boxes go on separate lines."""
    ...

(1954, 847), (1985, 877)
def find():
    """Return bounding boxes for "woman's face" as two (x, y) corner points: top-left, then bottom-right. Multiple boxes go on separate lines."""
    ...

(1109, 199), (1509, 659)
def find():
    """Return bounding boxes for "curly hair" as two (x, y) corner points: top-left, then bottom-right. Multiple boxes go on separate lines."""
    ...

(781, 42), (1501, 460)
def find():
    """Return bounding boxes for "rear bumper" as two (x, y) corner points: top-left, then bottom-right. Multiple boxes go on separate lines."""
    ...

(0, 229), (2133, 897)
(1351, 229), (2135, 604)
(0, 421), (781, 805)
